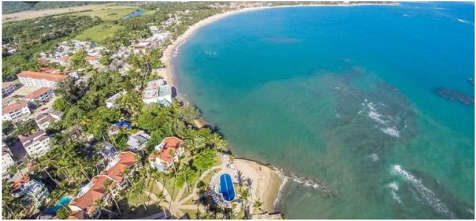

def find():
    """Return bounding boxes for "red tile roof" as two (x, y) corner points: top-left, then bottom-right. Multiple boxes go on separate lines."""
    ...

(69, 175), (114, 215)
(12, 176), (30, 191)
(101, 152), (137, 182)
(2, 82), (13, 88)
(159, 137), (183, 163)
(25, 87), (53, 99)
(17, 71), (66, 82)
(3, 100), (28, 114)
(39, 68), (60, 74)
(60, 56), (71, 61)
(85, 56), (98, 61)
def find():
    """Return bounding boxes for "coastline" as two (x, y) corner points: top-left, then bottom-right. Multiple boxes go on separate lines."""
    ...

(160, 2), (399, 216)
(160, 2), (398, 88)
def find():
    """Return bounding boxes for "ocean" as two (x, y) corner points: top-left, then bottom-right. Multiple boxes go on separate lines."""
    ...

(173, 2), (474, 218)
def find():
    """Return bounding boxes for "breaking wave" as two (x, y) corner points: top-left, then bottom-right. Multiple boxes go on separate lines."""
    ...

(360, 99), (401, 137)
(391, 165), (454, 217)
(381, 127), (400, 138)
(387, 181), (403, 204)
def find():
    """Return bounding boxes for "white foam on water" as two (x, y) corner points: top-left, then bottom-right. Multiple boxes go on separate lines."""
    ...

(391, 165), (454, 217)
(387, 182), (403, 204)
(457, 18), (469, 24)
(381, 127), (400, 138)
(368, 153), (379, 162)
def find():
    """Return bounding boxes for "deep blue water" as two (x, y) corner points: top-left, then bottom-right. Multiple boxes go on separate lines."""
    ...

(174, 2), (474, 218)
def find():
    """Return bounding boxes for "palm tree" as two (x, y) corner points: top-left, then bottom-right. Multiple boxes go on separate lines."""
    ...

(104, 179), (121, 216)
(253, 199), (263, 214)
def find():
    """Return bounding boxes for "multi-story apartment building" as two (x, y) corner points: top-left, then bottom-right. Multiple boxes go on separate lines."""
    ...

(18, 130), (51, 159)
(2, 101), (30, 122)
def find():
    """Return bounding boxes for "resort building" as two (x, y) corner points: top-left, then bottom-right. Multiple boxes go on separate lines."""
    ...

(11, 176), (49, 207)
(101, 151), (137, 183)
(25, 87), (54, 105)
(142, 79), (172, 106)
(17, 71), (67, 88)
(127, 130), (150, 152)
(69, 152), (137, 218)
(2, 100), (30, 122)
(148, 137), (184, 172)
(18, 130), (51, 159)
(3, 145), (14, 175)
(2, 81), (19, 97)
(68, 175), (115, 217)
(105, 91), (126, 108)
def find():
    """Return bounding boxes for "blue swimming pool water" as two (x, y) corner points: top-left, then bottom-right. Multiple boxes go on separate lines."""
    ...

(219, 174), (235, 201)
(44, 196), (72, 214)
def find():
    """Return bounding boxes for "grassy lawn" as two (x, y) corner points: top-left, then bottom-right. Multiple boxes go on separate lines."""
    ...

(71, 6), (139, 21)
(125, 179), (164, 207)
(203, 168), (221, 186)
(74, 22), (122, 42)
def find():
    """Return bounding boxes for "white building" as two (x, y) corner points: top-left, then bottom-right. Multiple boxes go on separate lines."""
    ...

(17, 71), (66, 88)
(2, 101), (30, 122)
(19, 130), (51, 159)
(11, 177), (49, 207)
(127, 130), (150, 152)
(105, 91), (126, 108)
(3, 144), (14, 175)
(142, 79), (172, 106)
(148, 137), (184, 172)
(25, 87), (54, 105)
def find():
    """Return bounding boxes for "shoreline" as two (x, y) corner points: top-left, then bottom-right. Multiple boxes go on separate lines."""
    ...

(160, 2), (398, 88)
(160, 2), (398, 216)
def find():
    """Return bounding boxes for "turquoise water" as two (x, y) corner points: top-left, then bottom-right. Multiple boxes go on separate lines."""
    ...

(174, 2), (474, 218)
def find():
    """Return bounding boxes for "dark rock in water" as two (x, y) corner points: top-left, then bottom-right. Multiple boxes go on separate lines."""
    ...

(433, 87), (474, 105)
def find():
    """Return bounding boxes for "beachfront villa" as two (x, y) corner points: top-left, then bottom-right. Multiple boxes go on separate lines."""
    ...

(142, 79), (172, 106)
(69, 152), (137, 218)
(148, 136), (184, 172)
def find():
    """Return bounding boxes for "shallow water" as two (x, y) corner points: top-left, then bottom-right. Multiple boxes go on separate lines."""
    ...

(174, 2), (474, 218)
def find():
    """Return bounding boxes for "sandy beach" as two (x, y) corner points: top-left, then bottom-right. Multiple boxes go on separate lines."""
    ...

(232, 158), (283, 213)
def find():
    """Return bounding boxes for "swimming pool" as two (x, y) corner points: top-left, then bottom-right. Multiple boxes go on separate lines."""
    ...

(44, 196), (72, 214)
(219, 174), (235, 201)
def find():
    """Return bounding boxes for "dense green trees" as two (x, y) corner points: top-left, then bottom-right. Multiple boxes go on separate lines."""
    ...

(2, 3), (236, 219)
(2, 15), (102, 80)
